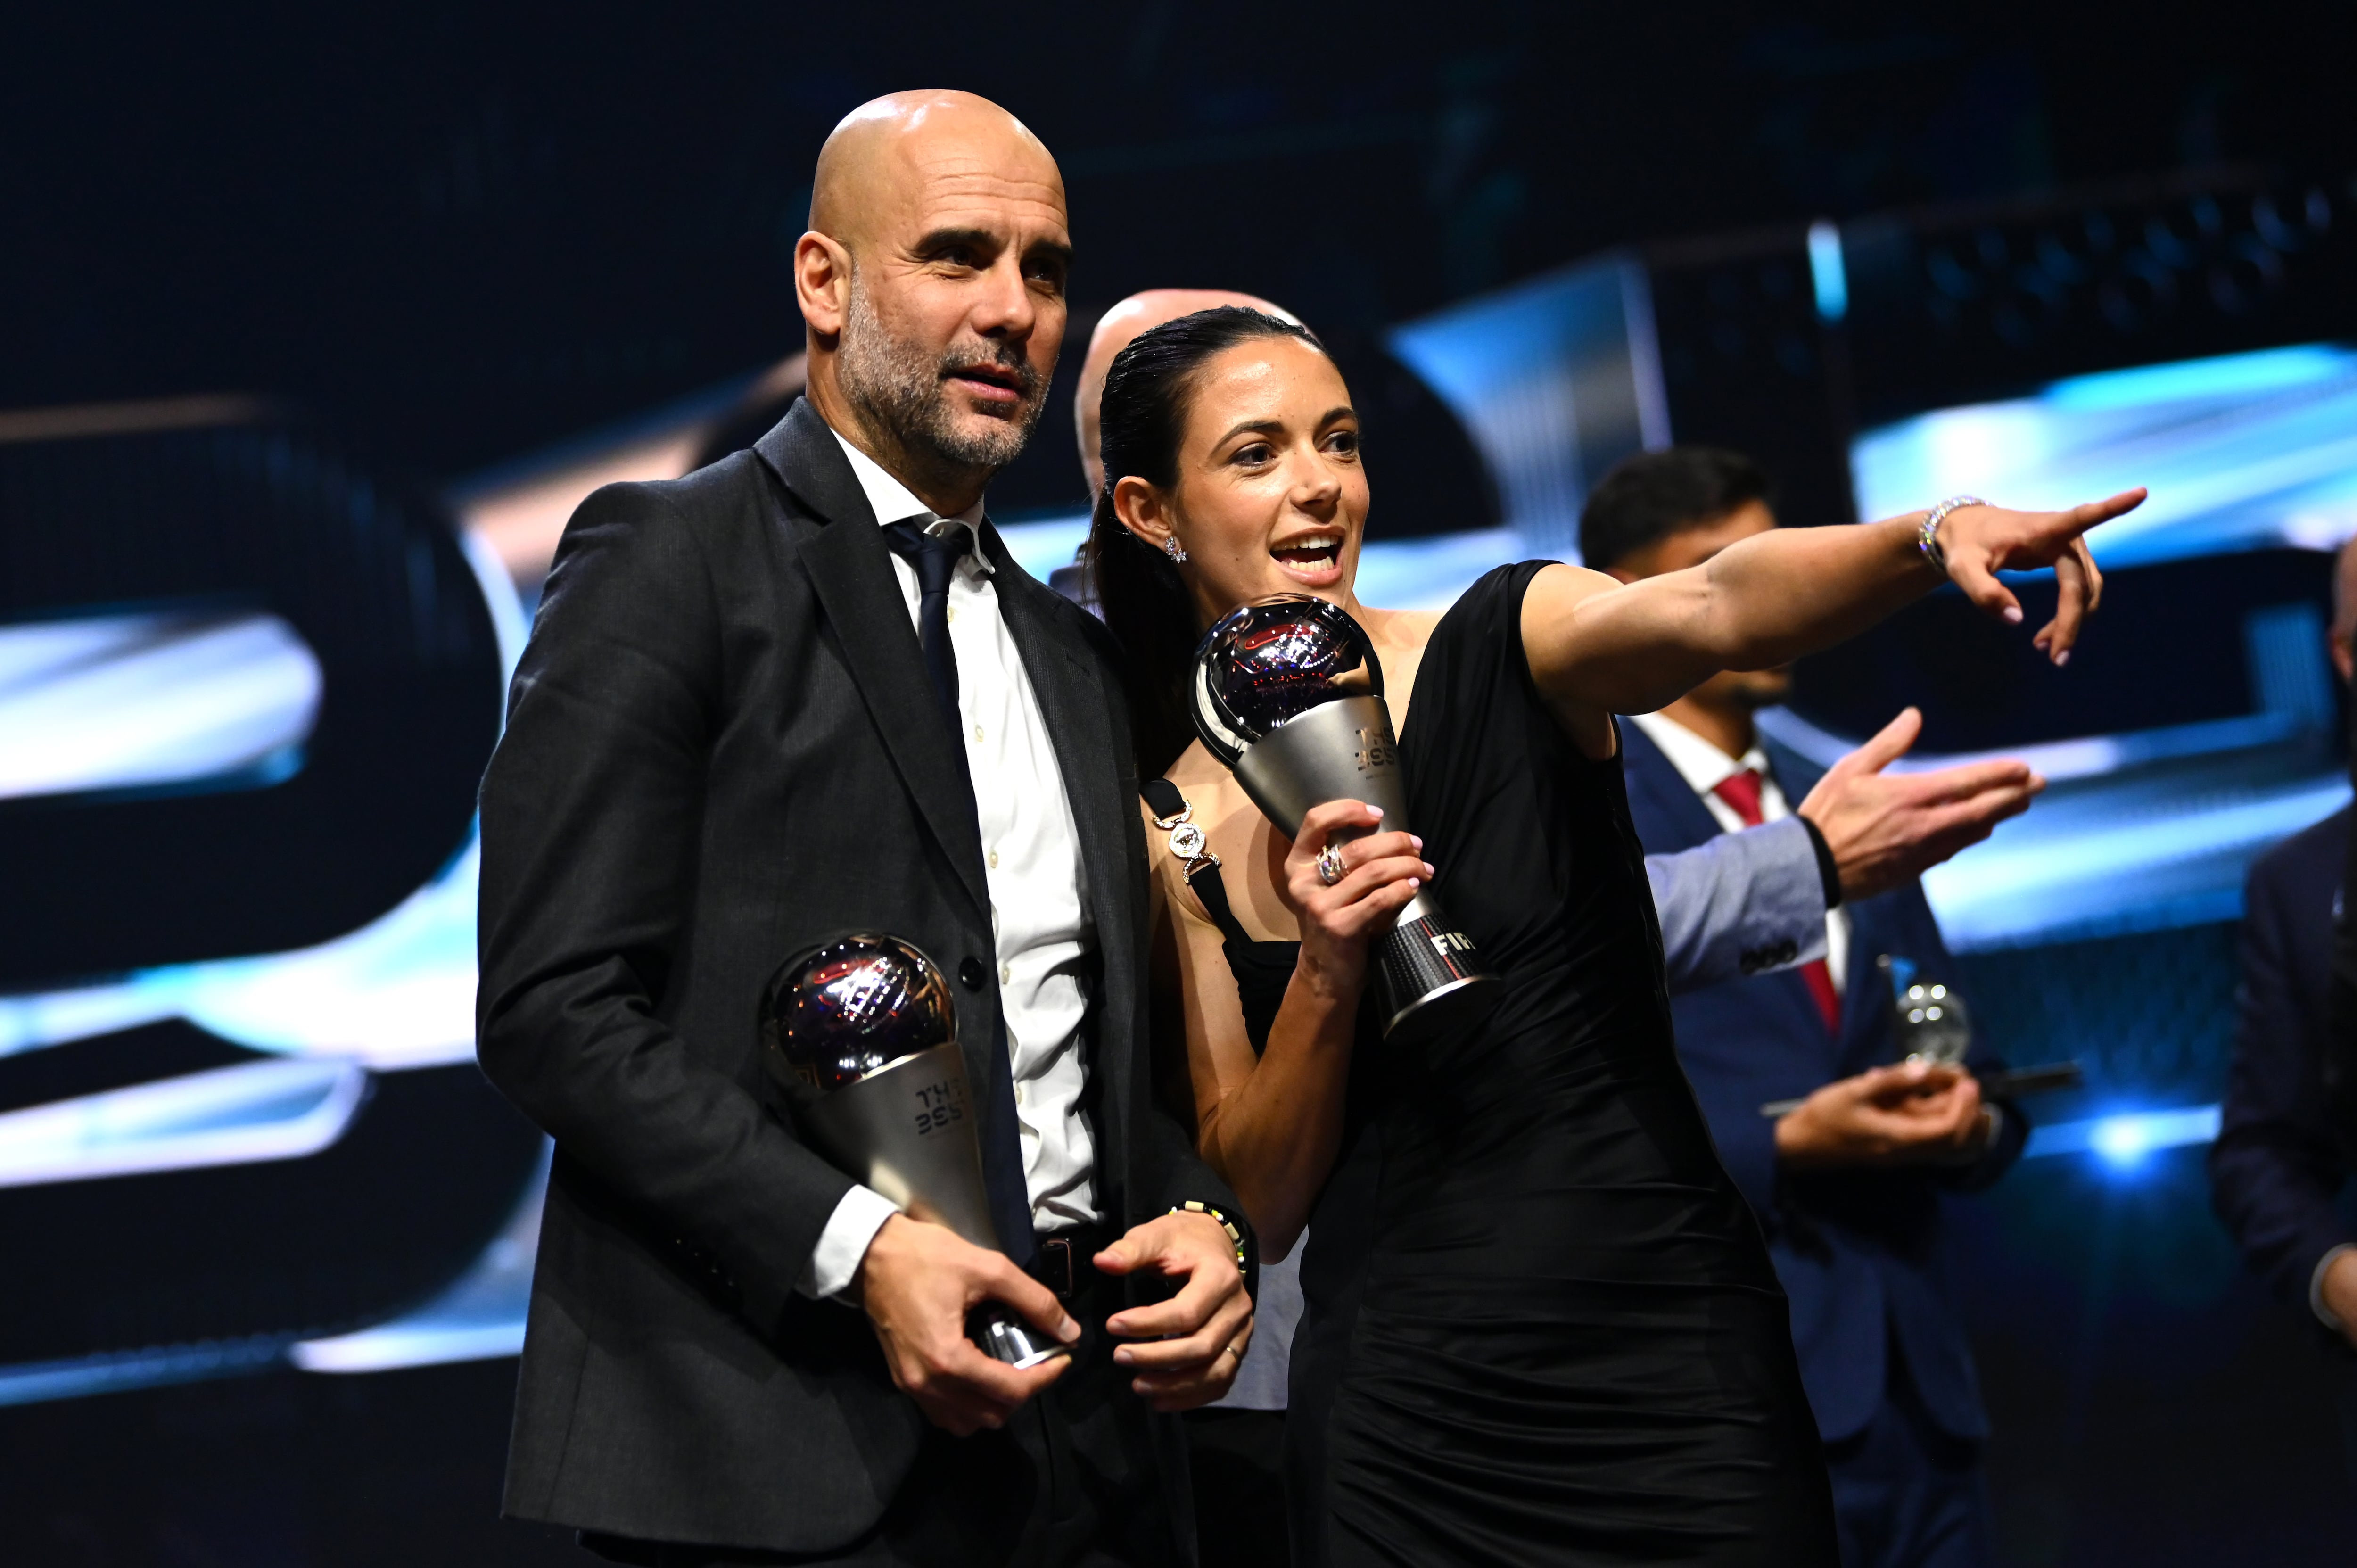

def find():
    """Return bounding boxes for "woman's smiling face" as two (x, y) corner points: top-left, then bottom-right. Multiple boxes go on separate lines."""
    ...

(1114, 335), (1369, 627)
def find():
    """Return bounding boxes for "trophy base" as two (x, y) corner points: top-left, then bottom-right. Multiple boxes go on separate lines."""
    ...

(1375, 902), (1502, 1046)
(975, 1308), (1073, 1370)
(1382, 972), (1502, 1047)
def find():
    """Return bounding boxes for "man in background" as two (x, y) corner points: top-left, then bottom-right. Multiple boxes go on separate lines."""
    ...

(1076, 304), (2046, 1566)
(2210, 534), (2357, 1474)
(1587, 446), (2033, 1568)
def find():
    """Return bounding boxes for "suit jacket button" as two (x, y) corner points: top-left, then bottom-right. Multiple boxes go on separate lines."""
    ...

(959, 957), (987, 990)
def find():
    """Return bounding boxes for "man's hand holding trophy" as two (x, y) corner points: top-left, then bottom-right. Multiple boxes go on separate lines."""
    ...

(763, 934), (1077, 1435)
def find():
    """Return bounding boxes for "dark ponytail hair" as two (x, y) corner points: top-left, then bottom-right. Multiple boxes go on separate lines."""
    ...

(1084, 305), (1329, 776)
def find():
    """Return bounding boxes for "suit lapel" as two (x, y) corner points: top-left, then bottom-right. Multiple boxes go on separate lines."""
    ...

(985, 528), (1137, 1174)
(1619, 721), (1733, 854)
(759, 402), (992, 925)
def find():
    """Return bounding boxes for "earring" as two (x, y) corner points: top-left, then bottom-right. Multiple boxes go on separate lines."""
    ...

(1163, 536), (1188, 564)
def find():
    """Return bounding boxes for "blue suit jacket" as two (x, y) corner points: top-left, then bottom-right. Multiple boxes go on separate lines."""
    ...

(2209, 805), (2356, 1318)
(1621, 721), (2026, 1444)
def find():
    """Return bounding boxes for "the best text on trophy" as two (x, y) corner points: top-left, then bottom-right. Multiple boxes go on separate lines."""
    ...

(763, 933), (1069, 1369)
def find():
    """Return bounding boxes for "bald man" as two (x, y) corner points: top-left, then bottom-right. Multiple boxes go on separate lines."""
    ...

(479, 92), (1251, 1568)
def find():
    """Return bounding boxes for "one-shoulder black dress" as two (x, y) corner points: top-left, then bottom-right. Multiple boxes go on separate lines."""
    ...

(1288, 563), (1837, 1566)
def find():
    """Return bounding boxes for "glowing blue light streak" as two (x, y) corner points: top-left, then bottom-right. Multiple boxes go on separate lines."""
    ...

(293, 1141), (549, 1373)
(1807, 221), (1848, 324)
(1851, 341), (2357, 569)
(0, 1057), (370, 1188)
(1920, 772), (2349, 950)
(0, 1336), (292, 1409)
(0, 610), (320, 801)
(2043, 344), (2352, 413)
(0, 834), (487, 1071)
(2024, 1104), (2222, 1165)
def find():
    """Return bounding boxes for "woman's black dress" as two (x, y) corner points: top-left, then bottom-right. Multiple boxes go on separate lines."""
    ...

(1287, 563), (1837, 1565)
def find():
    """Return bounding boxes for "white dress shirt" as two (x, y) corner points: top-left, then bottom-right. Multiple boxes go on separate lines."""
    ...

(1629, 711), (1848, 996)
(795, 428), (1102, 1301)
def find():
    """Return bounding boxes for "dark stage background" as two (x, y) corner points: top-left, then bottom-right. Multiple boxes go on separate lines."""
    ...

(6, 5), (2357, 1564)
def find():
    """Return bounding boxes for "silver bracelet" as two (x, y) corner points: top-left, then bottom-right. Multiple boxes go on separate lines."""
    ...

(1917, 495), (1984, 577)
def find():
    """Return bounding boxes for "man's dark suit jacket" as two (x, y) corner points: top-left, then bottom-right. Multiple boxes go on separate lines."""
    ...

(475, 398), (1243, 1555)
(1621, 722), (2027, 1446)
(2210, 805), (2357, 1317)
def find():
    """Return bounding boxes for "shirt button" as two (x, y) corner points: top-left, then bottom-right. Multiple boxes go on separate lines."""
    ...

(972, 724), (985, 743)
(1000, 962), (1012, 985)
(946, 605), (957, 623)
(988, 850), (1000, 870)
(1013, 1083), (1025, 1105)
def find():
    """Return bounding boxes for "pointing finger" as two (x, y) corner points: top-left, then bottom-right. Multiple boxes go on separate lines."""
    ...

(1848, 707), (1923, 776)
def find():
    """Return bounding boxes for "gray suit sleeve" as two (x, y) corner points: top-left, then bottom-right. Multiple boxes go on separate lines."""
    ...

(1644, 817), (1830, 994)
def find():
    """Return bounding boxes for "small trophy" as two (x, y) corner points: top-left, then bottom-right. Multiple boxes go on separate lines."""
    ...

(1878, 953), (2084, 1099)
(762, 933), (1069, 1369)
(1191, 595), (1500, 1045)
(1759, 956), (2080, 1115)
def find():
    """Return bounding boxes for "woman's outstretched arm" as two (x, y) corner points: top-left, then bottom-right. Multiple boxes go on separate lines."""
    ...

(1521, 492), (2144, 749)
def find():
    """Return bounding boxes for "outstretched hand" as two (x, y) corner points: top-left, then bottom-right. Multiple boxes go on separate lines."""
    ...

(1934, 489), (2145, 663)
(1798, 707), (2044, 902)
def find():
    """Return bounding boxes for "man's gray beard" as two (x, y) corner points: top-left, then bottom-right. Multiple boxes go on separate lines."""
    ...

(837, 277), (1044, 473)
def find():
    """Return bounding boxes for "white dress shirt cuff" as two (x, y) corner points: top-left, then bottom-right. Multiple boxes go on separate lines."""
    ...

(2311, 1242), (2356, 1331)
(796, 1184), (903, 1302)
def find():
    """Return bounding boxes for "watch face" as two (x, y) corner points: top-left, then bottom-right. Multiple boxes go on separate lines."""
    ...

(1191, 595), (1380, 763)
(1168, 822), (1207, 860)
(764, 934), (956, 1093)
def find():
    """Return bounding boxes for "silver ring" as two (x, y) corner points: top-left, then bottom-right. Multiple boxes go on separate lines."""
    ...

(1222, 1341), (1244, 1361)
(1315, 844), (1346, 886)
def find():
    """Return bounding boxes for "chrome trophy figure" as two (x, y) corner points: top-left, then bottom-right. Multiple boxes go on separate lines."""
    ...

(762, 933), (1068, 1369)
(1192, 595), (1499, 1044)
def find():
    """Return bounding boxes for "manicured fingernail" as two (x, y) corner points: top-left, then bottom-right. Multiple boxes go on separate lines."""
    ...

(1407, 878), (1420, 889)
(1422, 863), (1435, 877)
(2053, 649), (2069, 666)
(1368, 807), (1383, 818)
(1114, 1346), (1134, 1365)
(1412, 836), (1424, 850)
(1059, 1316), (1080, 1342)
(2003, 606), (2023, 624)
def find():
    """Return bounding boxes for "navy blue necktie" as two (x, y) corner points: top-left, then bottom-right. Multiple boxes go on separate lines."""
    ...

(879, 516), (1038, 1265)
(882, 518), (966, 730)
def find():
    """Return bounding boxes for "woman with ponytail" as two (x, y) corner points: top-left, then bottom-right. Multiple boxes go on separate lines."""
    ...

(1091, 306), (2138, 1566)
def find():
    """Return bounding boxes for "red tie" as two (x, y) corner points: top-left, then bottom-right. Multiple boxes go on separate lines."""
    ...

(1712, 768), (1843, 1036)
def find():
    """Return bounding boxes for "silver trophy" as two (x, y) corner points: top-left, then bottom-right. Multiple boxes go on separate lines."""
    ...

(762, 933), (1068, 1369)
(1759, 956), (2081, 1116)
(1191, 595), (1500, 1045)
